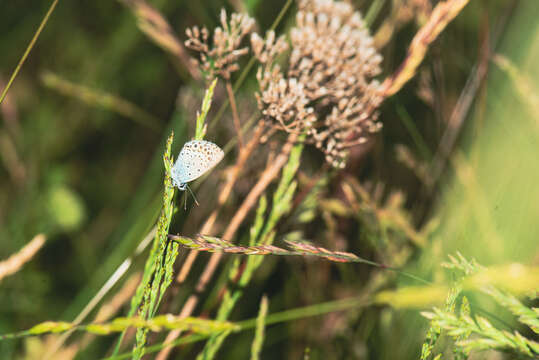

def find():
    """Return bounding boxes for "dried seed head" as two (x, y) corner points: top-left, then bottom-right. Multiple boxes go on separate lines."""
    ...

(254, 0), (384, 168)
(251, 30), (288, 65)
(257, 77), (316, 134)
(185, 9), (255, 81)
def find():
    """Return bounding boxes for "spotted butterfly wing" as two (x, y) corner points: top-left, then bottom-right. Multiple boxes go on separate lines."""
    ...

(172, 140), (224, 187)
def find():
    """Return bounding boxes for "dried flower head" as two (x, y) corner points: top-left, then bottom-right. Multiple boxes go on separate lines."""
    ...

(253, 0), (384, 168)
(258, 77), (316, 134)
(185, 9), (255, 81)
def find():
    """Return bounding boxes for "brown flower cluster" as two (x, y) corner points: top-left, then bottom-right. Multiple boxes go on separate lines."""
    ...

(252, 0), (384, 168)
(252, 31), (315, 135)
(185, 9), (255, 81)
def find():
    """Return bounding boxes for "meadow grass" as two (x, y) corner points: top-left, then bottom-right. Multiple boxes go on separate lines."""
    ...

(0, 0), (538, 359)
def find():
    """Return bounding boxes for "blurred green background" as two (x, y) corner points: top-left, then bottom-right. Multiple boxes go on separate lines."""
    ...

(0, 0), (537, 359)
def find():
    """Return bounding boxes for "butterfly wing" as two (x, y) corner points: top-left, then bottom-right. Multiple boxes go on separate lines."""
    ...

(173, 140), (224, 184)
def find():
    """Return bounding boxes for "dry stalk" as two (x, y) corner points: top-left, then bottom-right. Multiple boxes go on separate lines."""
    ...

(0, 78), (21, 138)
(225, 80), (244, 149)
(0, 80), (25, 184)
(381, 0), (470, 97)
(0, 234), (46, 281)
(176, 122), (265, 284)
(220, 133), (297, 242)
(169, 235), (363, 263)
(395, 144), (432, 186)
(94, 274), (142, 323)
(0, 130), (26, 184)
(157, 132), (297, 360)
(118, 0), (201, 80)
(374, 0), (432, 49)
(41, 71), (161, 131)
(428, 31), (490, 188)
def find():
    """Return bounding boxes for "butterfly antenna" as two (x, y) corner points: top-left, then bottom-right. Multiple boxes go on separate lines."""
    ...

(186, 184), (200, 206)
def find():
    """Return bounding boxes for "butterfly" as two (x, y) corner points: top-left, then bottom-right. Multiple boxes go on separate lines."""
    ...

(171, 140), (224, 205)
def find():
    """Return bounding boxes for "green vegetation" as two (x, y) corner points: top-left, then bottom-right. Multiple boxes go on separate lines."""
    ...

(0, 0), (537, 359)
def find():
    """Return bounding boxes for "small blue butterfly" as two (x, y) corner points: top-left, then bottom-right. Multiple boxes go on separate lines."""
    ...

(171, 140), (224, 204)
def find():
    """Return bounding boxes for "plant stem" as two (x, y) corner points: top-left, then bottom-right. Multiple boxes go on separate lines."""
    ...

(0, 0), (59, 106)
(226, 79), (243, 149)
(175, 122), (265, 284)
(156, 132), (297, 360)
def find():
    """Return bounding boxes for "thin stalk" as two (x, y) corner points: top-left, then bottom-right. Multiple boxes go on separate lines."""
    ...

(207, 0), (293, 131)
(197, 137), (304, 359)
(226, 79), (243, 149)
(0, 0), (59, 105)
(176, 122), (265, 283)
(156, 133), (297, 360)
(106, 296), (372, 360)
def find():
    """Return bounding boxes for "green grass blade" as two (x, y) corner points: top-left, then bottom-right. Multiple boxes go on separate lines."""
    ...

(0, 0), (59, 106)
(250, 296), (268, 360)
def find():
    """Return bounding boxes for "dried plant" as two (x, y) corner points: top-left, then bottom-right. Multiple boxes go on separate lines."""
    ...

(380, 0), (470, 97)
(399, 0), (433, 25)
(41, 71), (161, 131)
(252, 0), (384, 168)
(0, 234), (46, 282)
(118, 0), (201, 80)
(374, 0), (433, 48)
(340, 176), (438, 249)
(185, 9), (255, 81)
(168, 234), (365, 263)
(1, 0), (503, 359)
(395, 144), (432, 186)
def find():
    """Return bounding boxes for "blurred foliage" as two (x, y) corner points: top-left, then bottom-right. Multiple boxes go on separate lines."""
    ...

(0, 0), (537, 359)
(46, 184), (86, 232)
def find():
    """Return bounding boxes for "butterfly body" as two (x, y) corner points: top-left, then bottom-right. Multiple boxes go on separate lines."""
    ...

(171, 140), (224, 190)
